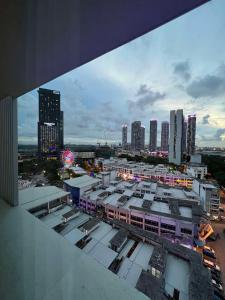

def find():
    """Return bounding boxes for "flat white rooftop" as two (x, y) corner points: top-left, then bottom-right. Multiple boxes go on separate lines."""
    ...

(103, 193), (123, 206)
(123, 189), (134, 197)
(165, 254), (190, 300)
(179, 206), (192, 218)
(19, 186), (70, 210)
(87, 189), (105, 201)
(123, 197), (143, 209)
(118, 242), (154, 287)
(151, 201), (170, 214)
(83, 236), (118, 269)
(64, 175), (101, 188)
(64, 228), (86, 244)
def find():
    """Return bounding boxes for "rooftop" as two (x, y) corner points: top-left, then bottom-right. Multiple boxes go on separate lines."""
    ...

(19, 186), (70, 210)
(110, 228), (128, 249)
(64, 175), (101, 188)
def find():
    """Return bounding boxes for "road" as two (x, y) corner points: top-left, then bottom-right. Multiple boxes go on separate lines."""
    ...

(207, 203), (225, 290)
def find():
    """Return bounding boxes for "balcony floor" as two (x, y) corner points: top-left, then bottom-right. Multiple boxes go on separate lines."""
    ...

(0, 200), (147, 300)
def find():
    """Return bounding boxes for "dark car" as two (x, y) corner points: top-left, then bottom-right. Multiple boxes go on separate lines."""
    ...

(212, 274), (223, 285)
(203, 249), (216, 259)
(214, 289), (225, 300)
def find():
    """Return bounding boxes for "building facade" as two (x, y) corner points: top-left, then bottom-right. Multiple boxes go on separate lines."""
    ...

(122, 124), (128, 149)
(187, 114), (196, 155)
(183, 120), (187, 153)
(131, 121), (142, 151)
(38, 88), (64, 158)
(149, 120), (157, 152)
(169, 109), (184, 165)
(161, 121), (169, 151)
(140, 126), (145, 150)
(192, 179), (220, 219)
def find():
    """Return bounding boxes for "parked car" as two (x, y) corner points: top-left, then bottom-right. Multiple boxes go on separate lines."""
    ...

(212, 274), (223, 285)
(204, 259), (220, 271)
(204, 246), (215, 255)
(209, 267), (222, 279)
(212, 279), (223, 292)
(203, 248), (216, 259)
(219, 207), (224, 212)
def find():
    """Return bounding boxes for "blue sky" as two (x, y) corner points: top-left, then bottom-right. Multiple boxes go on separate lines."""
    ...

(18, 0), (225, 146)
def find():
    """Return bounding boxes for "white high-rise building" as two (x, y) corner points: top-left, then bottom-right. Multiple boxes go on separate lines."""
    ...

(122, 124), (128, 149)
(169, 109), (184, 165)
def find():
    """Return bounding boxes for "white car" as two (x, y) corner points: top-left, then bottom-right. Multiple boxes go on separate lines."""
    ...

(203, 246), (215, 255)
(203, 259), (220, 271)
(212, 279), (223, 291)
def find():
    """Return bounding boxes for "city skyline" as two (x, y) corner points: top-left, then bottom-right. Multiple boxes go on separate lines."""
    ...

(18, 1), (225, 147)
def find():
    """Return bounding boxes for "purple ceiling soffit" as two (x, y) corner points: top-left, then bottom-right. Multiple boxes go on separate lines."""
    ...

(0, 0), (209, 99)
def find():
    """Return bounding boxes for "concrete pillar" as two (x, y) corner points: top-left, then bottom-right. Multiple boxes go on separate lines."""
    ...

(0, 97), (18, 206)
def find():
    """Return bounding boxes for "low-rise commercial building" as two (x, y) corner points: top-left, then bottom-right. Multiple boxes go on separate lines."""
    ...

(64, 175), (101, 205)
(97, 158), (193, 188)
(79, 179), (204, 245)
(192, 179), (220, 219)
(25, 192), (213, 300)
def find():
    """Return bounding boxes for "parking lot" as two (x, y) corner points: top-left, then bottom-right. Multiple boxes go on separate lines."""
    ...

(207, 203), (225, 290)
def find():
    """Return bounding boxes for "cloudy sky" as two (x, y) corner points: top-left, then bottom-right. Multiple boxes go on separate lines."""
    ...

(18, 0), (225, 147)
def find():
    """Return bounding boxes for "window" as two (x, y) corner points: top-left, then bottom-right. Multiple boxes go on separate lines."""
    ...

(181, 228), (192, 235)
(145, 225), (158, 233)
(108, 209), (114, 213)
(131, 221), (143, 228)
(161, 223), (175, 231)
(131, 215), (143, 222)
(120, 213), (126, 217)
(161, 229), (174, 235)
(145, 219), (158, 227)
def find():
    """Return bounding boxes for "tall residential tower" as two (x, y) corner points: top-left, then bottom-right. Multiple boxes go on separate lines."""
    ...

(187, 114), (196, 155)
(169, 109), (184, 165)
(38, 88), (64, 158)
(140, 126), (145, 150)
(149, 120), (157, 152)
(131, 121), (142, 151)
(161, 121), (169, 151)
(122, 124), (128, 149)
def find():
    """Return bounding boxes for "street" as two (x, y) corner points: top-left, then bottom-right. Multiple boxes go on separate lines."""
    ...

(207, 203), (225, 290)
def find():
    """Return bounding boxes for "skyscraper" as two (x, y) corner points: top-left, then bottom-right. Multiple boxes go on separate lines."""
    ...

(122, 124), (128, 149)
(169, 109), (184, 165)
(149, 120), (157, 151)
(187, 114), (196, 155)
(183, 120), (187, 153)
(161, 121), (169, 151)
(140, 126), (145, 150)
(131, 121), (142, 151)
(38, 88), (64, 158)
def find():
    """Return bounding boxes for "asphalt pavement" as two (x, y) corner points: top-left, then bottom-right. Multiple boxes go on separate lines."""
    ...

(207, 203), (225, 290)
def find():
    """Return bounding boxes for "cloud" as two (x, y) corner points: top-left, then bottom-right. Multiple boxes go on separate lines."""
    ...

(173, 61), (191, 81)
(202, 114), (210, 125)
(128, 85), (165, 112)
(201, 128), (225, 141)
(186, 64), (225, 98)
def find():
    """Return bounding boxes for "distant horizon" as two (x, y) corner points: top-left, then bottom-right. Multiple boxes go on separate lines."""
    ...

(18, 142), (225, 150)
